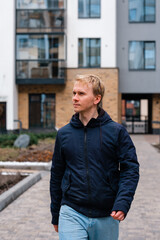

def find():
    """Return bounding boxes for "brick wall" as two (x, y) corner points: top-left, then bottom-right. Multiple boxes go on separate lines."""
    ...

(152, 94), (160, 130)
(18, 68), (120, 129)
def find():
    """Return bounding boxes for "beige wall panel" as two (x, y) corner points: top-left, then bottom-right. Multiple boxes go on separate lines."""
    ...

(152, 94), (160, 129)
(18, 93), (29, 129)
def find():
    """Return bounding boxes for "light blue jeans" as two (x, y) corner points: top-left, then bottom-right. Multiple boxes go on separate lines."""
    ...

(59, 205), (119, 240)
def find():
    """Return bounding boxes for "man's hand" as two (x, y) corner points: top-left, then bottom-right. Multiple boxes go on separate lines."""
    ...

(53, 225), (58, 232)
(111, 211), (125, 221)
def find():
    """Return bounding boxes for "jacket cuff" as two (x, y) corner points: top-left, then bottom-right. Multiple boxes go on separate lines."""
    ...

(51, 215), (59, 225)
(111, 202), (129, 216)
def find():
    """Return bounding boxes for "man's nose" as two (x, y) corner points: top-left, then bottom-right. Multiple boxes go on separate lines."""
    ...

(73, 94), (79, 101)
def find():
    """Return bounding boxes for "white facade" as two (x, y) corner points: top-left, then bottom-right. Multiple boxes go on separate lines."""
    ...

(0, 0), (117, 131)
(0, 0), (18, 130)
(67, 0), (117, 68)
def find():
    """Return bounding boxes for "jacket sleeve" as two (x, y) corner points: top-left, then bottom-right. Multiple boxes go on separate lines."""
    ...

(50, 131), (66, 225)
(112, 127), (139, 216)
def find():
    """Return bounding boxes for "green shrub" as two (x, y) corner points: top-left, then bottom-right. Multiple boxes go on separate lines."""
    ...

(0, 134), (18, 148)
(27, 133), (38, 145)
(36, 132), (57, 140)
(0, 131), (57, 148)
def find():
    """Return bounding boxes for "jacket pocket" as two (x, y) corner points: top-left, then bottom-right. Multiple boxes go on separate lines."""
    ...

(61, 169), (71, 194)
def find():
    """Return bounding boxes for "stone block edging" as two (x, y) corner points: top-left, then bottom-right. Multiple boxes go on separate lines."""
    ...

(0, 171), (41, 211)
(0, 161), (52, 171)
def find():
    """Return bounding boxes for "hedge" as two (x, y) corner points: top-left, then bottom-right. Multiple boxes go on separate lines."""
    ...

(0, 132), (57, 148)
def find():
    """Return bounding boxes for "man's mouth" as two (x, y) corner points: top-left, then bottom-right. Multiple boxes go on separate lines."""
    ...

(73, 104), (80, 107)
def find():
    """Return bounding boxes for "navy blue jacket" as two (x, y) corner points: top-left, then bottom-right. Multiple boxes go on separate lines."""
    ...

(50, 109), (139, 225)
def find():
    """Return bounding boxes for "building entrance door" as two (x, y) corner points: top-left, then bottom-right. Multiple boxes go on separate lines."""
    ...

(29, 94), (55, 129)
(0, 102), (6, 133)
(122, 97), (151, 133)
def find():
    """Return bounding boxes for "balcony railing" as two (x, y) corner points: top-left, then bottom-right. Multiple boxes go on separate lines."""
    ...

(16, 9), (65, 33)
(16, 60), (66, 84)
(122, 115), (148, 134)
(16, 0), (66, 9)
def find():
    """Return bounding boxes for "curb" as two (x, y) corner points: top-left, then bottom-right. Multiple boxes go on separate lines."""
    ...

(0, 171), (41, 211)
(0, 161), (51, 171)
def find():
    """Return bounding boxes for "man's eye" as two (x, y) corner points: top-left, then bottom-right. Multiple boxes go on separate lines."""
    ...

(79, 92), (84, 95)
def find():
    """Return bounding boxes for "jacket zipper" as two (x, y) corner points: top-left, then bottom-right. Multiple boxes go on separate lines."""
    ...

(84, 127), (92, 216)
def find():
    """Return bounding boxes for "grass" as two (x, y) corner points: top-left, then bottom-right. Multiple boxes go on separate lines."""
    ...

(0, 148), (20, 161)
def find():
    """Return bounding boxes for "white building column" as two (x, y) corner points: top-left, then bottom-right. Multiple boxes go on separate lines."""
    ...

(0, 0), (18, 130)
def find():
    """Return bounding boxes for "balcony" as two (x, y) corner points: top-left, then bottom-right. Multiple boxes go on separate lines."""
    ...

(16, 1), (66, 85)
(16, 0), (65, 9)
(16, 60), (66, 84)
(16, 9), (66, 34)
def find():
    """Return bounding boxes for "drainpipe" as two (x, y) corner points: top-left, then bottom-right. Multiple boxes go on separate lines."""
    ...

(14, 120), (22, 134)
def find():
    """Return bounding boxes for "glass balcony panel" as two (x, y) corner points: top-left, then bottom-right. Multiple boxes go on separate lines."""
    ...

(16, 34), (65, 60)
(17, 10), (65, 29)
(16, 60), (65, 79)
(16, 0), (65, 9)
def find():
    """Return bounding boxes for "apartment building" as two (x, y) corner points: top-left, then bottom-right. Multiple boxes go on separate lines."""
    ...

(117, 0), (160, 133)
(0, 0), (119, 132)
(0, 1), (18, 132)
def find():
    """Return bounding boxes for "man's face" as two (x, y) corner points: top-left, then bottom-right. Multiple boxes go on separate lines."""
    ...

(72, 81), (99, 114)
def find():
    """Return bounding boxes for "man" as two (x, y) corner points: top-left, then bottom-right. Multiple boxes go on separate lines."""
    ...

(50, 74), (139, 240)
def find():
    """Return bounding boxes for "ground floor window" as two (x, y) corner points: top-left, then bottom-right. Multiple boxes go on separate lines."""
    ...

(29, 94), (55, 128)
(0, 102), (6, 133)
(122, 97), (150, 133)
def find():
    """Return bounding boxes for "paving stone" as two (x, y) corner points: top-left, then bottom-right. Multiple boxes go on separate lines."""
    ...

(119, 135), (160, 240)
(0, 135), (160, 239)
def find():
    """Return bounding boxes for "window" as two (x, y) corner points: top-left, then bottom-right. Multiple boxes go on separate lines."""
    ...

(78, 0), (100, 18)
(78, 38), (100, 67)
(129, 41), (155, 70)
(29, 94), (55, 128)
(129, 0), (155, 22)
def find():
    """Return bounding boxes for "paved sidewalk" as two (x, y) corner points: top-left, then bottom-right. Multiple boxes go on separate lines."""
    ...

(0, 172), (59, 240)
(0, 135), (160, 239)
(119, 135), (160, 240)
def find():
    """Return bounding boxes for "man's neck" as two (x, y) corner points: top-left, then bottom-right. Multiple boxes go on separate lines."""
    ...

(79, 108), (98, 126)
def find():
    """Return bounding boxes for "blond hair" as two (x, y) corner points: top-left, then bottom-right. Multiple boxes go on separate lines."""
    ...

(75, 74), (105, 107)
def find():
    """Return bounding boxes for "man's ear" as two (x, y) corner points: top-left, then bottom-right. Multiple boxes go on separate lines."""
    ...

(94, 95), (101, 105)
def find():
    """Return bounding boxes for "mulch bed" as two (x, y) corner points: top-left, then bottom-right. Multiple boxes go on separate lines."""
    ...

(16, 149), (53, 162)
(0, 139), (55, 162)
(0, 139), (55, 195)
(15, 140), (54, 162)
(0, 173), (26, 195)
